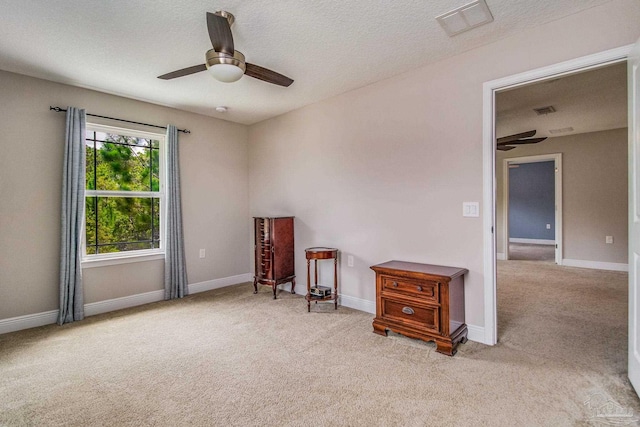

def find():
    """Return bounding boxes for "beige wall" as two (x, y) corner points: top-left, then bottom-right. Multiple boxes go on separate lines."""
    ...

(248, 0), (640, 328)
(1, 0), (638, 330)
(496, 128), (628, 264)
(0, 71), (250, 319)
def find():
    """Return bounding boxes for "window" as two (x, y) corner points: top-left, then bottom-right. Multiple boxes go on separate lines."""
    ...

(83, 124), (165, 264)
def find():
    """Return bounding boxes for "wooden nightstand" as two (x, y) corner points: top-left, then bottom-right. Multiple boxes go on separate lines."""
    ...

(371, 260), (468, 356)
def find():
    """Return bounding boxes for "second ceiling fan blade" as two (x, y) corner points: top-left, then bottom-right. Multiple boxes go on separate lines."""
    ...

(497, 130), (537, 144)
(245, 63), (294, 87)
(499, 137), (547, 146)
(158, 64), (207, 80)
(207, 12), (234, 55)
(496, 145), (517, 151)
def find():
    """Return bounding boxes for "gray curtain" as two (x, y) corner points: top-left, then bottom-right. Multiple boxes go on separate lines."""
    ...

(164, 125), (188, 299)
(58, 107), (86, 325)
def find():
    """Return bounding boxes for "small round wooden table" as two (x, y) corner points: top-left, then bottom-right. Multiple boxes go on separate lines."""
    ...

(305, 247), (338, 312)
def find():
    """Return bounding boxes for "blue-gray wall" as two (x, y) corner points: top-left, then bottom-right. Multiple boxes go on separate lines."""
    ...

(508, 161), (555, 240)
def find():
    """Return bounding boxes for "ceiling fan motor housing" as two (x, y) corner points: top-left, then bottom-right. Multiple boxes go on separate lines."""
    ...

(206, 49), (246, 71)
(214, 10), (235, 27)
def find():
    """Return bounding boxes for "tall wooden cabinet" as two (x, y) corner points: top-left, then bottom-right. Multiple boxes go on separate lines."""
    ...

(253, 217), (295, 299)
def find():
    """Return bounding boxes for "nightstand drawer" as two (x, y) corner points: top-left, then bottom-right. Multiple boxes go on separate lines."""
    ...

(382, 298), (439, 332)
(382, 276), (438, 302)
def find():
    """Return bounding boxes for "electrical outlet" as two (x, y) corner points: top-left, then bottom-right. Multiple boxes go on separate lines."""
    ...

(546, 224), (551, 230)
(347, 255), (354, 267)
(199, 249), (206, 258)
(606, 236), (614, 244)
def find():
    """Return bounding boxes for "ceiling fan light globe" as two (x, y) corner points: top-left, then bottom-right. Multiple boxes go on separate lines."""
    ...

(205, 49), (246, 83)
(209, 64), (244, 82)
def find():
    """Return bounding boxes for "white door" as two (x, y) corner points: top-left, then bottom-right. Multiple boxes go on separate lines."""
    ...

(628, 36), (640, 394)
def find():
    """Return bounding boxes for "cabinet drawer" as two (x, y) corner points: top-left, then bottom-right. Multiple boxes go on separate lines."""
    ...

(382, 298), (439, 331)
(382, 276), (438, 302)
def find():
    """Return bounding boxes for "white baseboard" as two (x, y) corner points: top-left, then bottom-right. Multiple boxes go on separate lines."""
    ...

(84, 289), (165, 317)
(562, 259), (628, 272)
(339, 294), (376, 314)
(466, 324), (486, 344)
(0, 310), (59, 335)
(509, 238), (555, 245)
(290, 289), (376, 314)
(1, 273), (490, 347)
(0, 273), (254, 335)
(188, 273), (253, 294)
(496, 253), (506, 261)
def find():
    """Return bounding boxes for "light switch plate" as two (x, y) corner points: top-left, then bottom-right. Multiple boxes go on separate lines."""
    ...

(463, 202), (480, 217)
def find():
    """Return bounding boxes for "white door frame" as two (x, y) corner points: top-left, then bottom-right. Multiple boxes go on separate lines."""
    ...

(482, 45), (632, 345)
(627, 35), (640, 394)
(503, 154), (563, 265)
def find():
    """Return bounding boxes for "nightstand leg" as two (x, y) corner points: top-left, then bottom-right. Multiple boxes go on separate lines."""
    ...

(272, 283), (277, 299)
(253, 277), (258, 294)
(334, 258), (338, 310)
(307, 259), (311, 312)
(291, 277), (296, 294)
(314, 259), (318, 286)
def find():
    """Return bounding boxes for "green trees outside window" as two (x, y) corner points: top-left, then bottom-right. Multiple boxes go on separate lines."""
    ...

(85, 130), (162, 255)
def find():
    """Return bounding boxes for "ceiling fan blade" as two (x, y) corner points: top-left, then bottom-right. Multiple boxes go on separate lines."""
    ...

(497, 130), (537, 144)
(245, 63), (294, 87)
(499, 137), (547, 146)
(496, 145), (517, 151)
(158, 64), (207, 80)
(207, 12), (234, 55)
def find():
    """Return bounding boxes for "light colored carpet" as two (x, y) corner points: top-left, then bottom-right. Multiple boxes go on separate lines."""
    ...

(0, 262), (638, 426)
(508, 243), (555, 261)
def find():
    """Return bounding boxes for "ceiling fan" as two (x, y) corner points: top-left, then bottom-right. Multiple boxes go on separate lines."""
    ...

(158, 11), (293, 87)
(496, 130), (547, 151)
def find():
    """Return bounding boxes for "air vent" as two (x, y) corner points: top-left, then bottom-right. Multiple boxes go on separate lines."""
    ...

(549, 127), (574, 134)
(533, 106), (556, 115)
(436, 0), (494, 37)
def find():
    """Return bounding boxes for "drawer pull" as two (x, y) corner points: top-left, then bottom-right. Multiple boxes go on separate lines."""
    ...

(402, 307), (415, 315)
(416, 286), (423, 292)
(392, 281), (398, 287)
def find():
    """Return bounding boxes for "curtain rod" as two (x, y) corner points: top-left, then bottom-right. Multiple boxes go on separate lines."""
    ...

(49, 106), (191, 134)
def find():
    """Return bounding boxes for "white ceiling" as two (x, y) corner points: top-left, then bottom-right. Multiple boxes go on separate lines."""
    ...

(0, 0), (612, 125)
(496, 61), (627, 139)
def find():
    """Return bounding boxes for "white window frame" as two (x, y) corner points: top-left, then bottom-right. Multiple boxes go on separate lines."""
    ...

(82, 123), (166, 268)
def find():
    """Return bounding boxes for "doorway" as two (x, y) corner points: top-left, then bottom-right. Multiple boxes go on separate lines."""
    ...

(481, 45), (632, 346)
(502, 154), (562, 264)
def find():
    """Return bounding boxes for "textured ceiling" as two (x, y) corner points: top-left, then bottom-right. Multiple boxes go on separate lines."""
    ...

(0, 0), (612, 125)
(496, 61), (627, 139)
